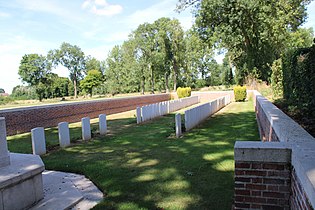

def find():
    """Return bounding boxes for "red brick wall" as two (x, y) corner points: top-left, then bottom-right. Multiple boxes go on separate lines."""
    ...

(234, 161), (291, 209)
(291, 169), (314, 210)
(0, 94), (170, 135)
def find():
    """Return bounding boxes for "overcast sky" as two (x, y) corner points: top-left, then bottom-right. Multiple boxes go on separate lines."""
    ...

(0, 0), (314, 93)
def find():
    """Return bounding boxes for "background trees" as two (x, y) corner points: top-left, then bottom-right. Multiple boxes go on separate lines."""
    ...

(50, 42), (86, 98)
(177, 0), (312, 84)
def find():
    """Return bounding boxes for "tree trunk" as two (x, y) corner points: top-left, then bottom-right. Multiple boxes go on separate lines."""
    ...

(73, 77), (77, 98)
(141, 75), (145, 95)
(173, 60), (178, 91)
(165, 72), (169, 93)
(150, 63), (154, 94)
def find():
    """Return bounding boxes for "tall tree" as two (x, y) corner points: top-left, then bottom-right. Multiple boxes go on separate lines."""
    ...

(50, 42), (86, 98)
(0, 88), (4, 93)
(85, 56), (103, 73)
(80, 70), (103, 96)
(177, 0), (311, 83)
(18, 54), (52, 101)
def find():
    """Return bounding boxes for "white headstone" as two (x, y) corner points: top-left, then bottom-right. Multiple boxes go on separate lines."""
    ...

(175, 113), (182, 138)
(0, 117), (10, 168)
(99, 114), (107, 135)
(58, 122), (70, 148)
(82, 117), (91, 141)
(136, 107), (141, 124)
(31, 127), (46, 155)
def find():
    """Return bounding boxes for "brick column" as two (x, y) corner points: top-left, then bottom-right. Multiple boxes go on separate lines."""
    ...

(234, 141), (291, 209)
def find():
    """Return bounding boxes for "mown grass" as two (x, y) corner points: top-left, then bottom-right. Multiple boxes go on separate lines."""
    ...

(7, 101), (259, 210)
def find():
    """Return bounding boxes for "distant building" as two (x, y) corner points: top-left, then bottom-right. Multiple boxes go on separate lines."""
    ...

(0, 93), (9, 97)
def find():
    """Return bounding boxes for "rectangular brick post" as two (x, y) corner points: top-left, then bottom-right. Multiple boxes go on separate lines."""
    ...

(234, 141), (291, 210)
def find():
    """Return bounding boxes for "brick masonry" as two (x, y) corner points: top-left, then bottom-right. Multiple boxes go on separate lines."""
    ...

(234, 161), (291, 210)
(235, 91), (315, 210)
(291, 169), (314, 210)
(0, 94), (170, 135)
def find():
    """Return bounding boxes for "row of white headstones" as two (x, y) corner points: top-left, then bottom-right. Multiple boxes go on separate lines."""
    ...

(175, 95), (231, 138)
(136, 96), (200, 124)
(31, 114), (108, 155)
(30, 95), (231, 155)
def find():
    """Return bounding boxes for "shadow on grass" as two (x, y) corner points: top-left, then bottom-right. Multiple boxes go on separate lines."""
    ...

(41, 102), (259, 210)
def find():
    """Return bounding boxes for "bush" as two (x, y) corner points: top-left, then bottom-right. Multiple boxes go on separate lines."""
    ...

(282, 43), (315, 118)
(234, 86), (247, 102)
(177, 87), (191, 98)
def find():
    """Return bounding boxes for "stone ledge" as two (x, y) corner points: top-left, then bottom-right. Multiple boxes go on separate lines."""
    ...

(0, 153), (44, 189)
(234, 141), (291, 163)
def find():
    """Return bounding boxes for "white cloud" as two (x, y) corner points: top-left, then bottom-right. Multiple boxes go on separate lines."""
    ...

(0, 12), (11, 18)
(126, 0), (193, 31)
(82, 0), (123, 16)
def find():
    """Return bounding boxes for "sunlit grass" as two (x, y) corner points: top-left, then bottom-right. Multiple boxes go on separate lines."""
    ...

(7, 101), (259, 209)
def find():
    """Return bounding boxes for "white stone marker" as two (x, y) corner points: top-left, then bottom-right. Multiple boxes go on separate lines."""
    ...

(58, 122), (70, 148)
(0, 117), (10, 168)
(175, 113), (182, 138)
(82, 117), (91, 141)
(136, 107), (141, 124)
(31, 127), (46, 155)
(99, 114), (107, 135)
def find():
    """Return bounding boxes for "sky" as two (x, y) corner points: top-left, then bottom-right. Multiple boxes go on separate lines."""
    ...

(0, 0), (314, 94)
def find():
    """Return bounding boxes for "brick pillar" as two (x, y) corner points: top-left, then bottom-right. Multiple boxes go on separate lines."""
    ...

(234, 141), (291, 209)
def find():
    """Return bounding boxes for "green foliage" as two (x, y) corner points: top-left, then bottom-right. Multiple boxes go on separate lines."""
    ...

(80, 70), (103, 96)
(177, 0), (311, 82)
(51, 76), (72, 97)
(233, 86), (247, 102)
(271, 59), (283, 98)
(282, 43), (315, 118)
(0, 96), (14, 105)
(49, 42), (86, 98)
(11, 85), (37, 100)
(176, 87), (191, 98)
(0, 88), (4, 93)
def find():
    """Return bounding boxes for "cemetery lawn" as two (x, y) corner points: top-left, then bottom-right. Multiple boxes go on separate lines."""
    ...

(8, 101), (259, 210)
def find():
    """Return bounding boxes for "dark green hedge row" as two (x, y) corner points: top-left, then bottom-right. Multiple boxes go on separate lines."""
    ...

(282, 44), (315, 118)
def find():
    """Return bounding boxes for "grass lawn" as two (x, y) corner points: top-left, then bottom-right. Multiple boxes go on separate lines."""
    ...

(7, 101), (259, 210)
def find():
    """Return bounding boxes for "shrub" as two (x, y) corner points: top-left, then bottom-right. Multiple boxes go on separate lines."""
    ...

(177, 87), (191, 98)
(234, 86), (247, 102)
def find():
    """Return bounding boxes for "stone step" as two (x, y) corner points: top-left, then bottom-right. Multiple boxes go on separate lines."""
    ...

(30, 171), (103, 210)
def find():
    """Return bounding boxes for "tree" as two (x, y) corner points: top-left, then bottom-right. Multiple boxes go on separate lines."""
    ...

(18, 54), (51, 101)
(50, 42), (86, 98)
(80, 70), (103, 96)
(0, 88), (4, 93)
(85, 56), (104, 73)
(177, 0), (311, 83)
(105, 45), (123, 95)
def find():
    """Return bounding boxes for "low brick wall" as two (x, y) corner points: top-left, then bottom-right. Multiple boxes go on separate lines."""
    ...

(0, 94), (170, 135)
(234, 90), (315, 210)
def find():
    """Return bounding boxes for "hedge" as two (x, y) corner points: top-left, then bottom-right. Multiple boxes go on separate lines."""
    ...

(233, 86), (247, 102)
(282, 44), (315, 118)
(177, 87), (191, 98)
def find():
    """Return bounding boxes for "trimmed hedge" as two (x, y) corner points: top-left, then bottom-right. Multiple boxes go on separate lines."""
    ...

(177, 87), (191, 98)
(234, 86), (247, 102)
(282, 44), (315, 118)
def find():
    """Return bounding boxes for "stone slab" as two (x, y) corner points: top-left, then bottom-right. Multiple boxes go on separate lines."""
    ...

(234, 141), (291, 163)
(0, 117), (10, 168)
(0, 153), (44, 210)
(31, 170), (103, 210)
